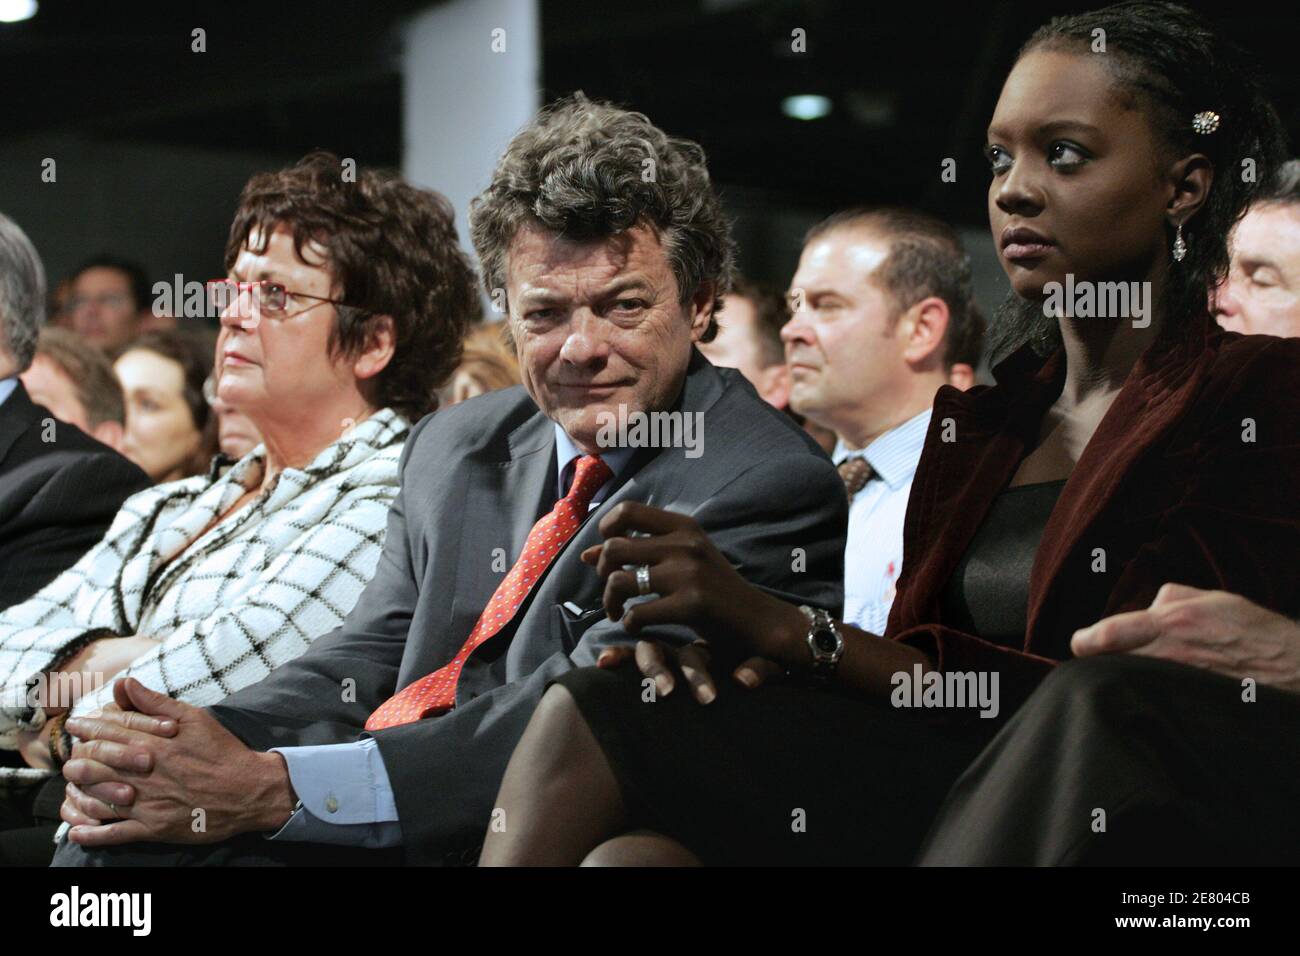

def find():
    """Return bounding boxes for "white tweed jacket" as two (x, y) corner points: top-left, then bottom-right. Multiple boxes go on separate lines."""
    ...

(0, 407), (409, 767)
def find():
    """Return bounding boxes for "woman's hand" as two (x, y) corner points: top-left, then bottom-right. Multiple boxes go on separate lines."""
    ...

(580, 502), (811, 701)
(1072, 584), (1300, 692)
(594, 641), (789, 704)
(16, 636), (159, 769)
(44, 635), (161, 717)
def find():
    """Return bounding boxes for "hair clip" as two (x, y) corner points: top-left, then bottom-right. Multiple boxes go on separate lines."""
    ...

(1191, 110), (1221, 135)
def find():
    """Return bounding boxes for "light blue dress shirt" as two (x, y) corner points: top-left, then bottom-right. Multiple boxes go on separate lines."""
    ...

(269, 423), (632, 846)
(836, 408), (931, 636)
(0, 377), (18, 408)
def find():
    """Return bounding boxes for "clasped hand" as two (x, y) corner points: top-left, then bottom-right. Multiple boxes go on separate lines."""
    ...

(59, 676), (292, 847)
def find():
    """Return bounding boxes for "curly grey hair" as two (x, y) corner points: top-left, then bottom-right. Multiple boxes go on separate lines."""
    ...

(469, 92), (736, 341)
(0, 212), (45, 373)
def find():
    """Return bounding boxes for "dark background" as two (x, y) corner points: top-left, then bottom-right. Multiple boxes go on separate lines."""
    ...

(1, 0), (1295, 299)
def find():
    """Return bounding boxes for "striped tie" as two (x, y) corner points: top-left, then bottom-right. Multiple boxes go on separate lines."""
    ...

(365, 454), (613, 730)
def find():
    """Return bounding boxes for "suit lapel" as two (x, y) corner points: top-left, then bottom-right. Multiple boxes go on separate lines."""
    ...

(0, 382), (38, 469)
(444, 412), (556, 647)
(893, 346), (1063, 632)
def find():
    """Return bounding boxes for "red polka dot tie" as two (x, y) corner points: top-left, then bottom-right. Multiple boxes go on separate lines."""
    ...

(365, 454), (613, 731)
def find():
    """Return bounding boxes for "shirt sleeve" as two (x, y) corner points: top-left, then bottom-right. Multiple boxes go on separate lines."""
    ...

(267, 738), (402, 848)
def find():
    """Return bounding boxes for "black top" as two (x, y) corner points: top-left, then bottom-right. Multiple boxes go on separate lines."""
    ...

(939, 479), (1068, 646)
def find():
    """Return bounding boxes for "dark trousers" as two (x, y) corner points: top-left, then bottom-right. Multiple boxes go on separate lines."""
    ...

(51, 832), (406, 866)
(0, 776), (63, 866)
(917, 654), (1300, 865)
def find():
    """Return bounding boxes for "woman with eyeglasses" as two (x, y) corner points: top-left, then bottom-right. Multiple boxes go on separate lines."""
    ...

(480, 2), (1300, 866)
(0, 151), (479, 861)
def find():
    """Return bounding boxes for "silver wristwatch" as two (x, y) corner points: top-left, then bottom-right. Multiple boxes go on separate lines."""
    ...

(798, 605), (844, 683)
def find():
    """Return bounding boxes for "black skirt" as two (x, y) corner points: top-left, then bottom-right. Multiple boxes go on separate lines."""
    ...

(555, 663), (1005, 865)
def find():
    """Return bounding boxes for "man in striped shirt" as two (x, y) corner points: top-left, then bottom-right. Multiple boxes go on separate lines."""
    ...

(782, 207), (985, 635)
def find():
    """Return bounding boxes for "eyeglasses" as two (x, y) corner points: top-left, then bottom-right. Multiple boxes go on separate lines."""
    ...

(205, 279), (351, 322)
(69, 292), (132, 312)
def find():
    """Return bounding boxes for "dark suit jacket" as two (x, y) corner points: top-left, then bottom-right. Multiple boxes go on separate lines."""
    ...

(0, 381), (150, 608)
(886, 316), (1300, 710)
(210, 350), (847, 863)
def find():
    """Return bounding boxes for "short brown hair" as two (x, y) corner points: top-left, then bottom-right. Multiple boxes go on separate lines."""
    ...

(469, 92), (736, 341)
(34, 327), (126, 426)
(805, 207), (984, 371)
(225, 150), (481, 420)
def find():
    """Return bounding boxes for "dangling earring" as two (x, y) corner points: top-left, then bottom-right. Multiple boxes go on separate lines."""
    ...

(1172, 222), (1187, 262)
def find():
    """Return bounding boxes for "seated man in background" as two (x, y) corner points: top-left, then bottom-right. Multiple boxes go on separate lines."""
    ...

(780, 207), (985, 635)
(699, 276), (837, 453)
(698, 277), (792, 410)
(66, 255), (158, 357)
(0, 151), (476, 863)
(20, 327), (129, 454)
(52, 93), (845, 867)
(1214, 159), (1300, 338)
(0, 213), (149, 610)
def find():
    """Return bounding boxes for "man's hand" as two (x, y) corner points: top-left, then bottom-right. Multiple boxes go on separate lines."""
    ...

(1072, 584), (1300, 692)
(60, 677), (297, 847)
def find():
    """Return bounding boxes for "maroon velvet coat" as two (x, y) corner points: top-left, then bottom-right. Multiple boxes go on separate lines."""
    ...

(885, 315), (1300, 709)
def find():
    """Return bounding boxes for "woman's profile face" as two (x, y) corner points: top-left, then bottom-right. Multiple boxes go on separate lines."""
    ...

(115, 348), (203, 483)
(986, 47), (1172, 302)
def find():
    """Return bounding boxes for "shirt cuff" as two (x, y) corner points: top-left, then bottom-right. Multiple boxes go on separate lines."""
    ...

(266, 738), (402, 848)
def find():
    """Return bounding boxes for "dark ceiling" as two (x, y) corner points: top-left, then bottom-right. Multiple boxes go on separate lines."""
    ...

(2, 0), (1298, 230)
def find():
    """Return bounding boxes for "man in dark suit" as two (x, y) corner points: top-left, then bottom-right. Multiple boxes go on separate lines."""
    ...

(52, 94), (846, 866)
(0, 213), (149, 610)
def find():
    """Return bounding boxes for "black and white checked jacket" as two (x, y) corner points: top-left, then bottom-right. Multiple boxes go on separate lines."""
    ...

(0, 408), (409, 761)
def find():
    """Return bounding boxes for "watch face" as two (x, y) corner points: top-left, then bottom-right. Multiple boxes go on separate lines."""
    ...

(814, 631), (838, 654)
